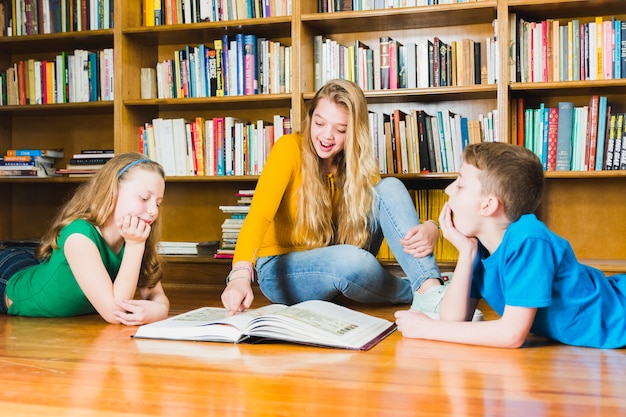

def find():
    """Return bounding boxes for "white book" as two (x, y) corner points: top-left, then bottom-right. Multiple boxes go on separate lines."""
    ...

(204, 118), (216, 176)
(224, 116), (237, 175)
(416, 40), (429, 88)
(133, 300), (396, 351)
(405, 42), (417, 89)
(152, 118), (177, 176)
(172, 118), (190, 176)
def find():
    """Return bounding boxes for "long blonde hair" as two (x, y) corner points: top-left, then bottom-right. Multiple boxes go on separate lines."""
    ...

(297, 79), (380, 248)
(37, 152), (165, 288)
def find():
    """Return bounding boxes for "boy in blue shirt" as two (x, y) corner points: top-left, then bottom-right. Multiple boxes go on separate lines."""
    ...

(395, 142), (626, 348)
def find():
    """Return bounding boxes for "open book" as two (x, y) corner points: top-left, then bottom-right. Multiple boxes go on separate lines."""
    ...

(133, 300), (396, 350)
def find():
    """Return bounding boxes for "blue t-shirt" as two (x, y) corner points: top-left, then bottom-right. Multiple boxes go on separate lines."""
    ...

(471, 214), (626, 349)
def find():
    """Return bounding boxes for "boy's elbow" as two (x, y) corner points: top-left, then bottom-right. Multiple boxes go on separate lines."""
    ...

(499, 329), (528, 348)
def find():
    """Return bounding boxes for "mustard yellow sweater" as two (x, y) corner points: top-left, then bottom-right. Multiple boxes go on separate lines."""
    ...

(233, 133), (337, 264)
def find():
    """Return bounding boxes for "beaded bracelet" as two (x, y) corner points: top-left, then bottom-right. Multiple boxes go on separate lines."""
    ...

(226, 266), (254, 285)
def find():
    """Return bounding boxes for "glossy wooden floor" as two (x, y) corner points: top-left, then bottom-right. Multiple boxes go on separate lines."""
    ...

(2, 283), (626, 417)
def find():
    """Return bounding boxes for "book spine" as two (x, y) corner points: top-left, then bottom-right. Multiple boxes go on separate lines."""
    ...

(379, 36), (390, 90)
(243, 34), (257, 95)
(555, 102), (574, 171)
(612, 113), (623, 170)
(595, 98), (609, 171)
(546, 107), (559, 171)
(605, 113), (616, 170)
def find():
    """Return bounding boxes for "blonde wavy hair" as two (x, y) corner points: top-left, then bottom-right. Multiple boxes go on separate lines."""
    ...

(297, 79), (380, 248)
(36, 152), (165, 288)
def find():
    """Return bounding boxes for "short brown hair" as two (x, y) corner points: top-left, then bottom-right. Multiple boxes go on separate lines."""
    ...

(463, 142), (544, 222)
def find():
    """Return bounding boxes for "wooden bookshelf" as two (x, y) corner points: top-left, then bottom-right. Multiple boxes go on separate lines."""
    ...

(1, 1), (625, 284)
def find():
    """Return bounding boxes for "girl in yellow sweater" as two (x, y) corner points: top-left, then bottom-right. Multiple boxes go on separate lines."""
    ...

(221, 79), (446, 314)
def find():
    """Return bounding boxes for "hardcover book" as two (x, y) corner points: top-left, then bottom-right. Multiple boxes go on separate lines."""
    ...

(555, 102), (574, 171)
(133, 300), (396, 351)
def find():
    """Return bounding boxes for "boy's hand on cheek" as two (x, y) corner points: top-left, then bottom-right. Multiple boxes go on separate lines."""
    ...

(439, 203), (475, 252)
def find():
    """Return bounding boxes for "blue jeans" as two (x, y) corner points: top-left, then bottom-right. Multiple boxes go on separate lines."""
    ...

(0, 247), (40, 313)
(256, 177), (441, 305)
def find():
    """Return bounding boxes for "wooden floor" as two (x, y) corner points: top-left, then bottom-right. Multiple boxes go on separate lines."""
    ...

(2, 283), (626, 417)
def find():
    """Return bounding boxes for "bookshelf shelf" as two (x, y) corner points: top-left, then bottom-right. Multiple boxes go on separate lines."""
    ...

(0, 0), (624, 276)
(0, 101), (114, 115)
(301, 2), (497, 32)
(121, 17), (293, 45)
(0, 30), (114, 54)
(511, 80), (626, 93)
(508, 0), (623, 19)
(123, 94), (293, 110)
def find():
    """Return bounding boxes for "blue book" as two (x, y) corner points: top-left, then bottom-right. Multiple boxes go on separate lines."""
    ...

(236, 33), (245, 96)
(614, 19), (621, 79)
(436, 111), (448, 173)
(539, 103), (548, 169)
(459, 116), (469, 151)
(595, 96), (608, 170)
(621, 21), (626, 79)
(555, 102), (574, 171)
(221, 35), (230, 96)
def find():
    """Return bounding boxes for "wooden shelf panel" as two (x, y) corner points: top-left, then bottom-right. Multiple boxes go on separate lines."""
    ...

(302, 85), (498, 104)
(0, 30), (114, 55)
(301, 2), (497, 33)
(122, 17), (292, 46)
(123, 94), (292, 111)
(0, 101), (114, 116)
(508, 0), (626, 20)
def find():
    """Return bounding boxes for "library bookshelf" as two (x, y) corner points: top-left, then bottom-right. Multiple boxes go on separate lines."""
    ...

(1, 0), (625, 286)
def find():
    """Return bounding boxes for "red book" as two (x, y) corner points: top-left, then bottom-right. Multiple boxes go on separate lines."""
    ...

(18, 61), (26, 105)
(392, 109), (407, 174)
(517, 97), (525, 146)
(586, 95), (600, 170)
(546, 107), (559, 171)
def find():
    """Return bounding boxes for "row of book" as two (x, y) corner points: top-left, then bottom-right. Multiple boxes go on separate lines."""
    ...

(0, 148), (63, 177)
(216, 189), (253, 259)
(521, 96), (626, 172)
(54, 149), (114, 176)
(155, 35), (291, 99)
(513, 14), (626, 83)
(371, 108), (498, 175)
(139, 114), (291, 177)
(0, 0), (114, 37)
(321, 0), (485, 13)
(376, 188), (458, 264)
(0, 48), (114, 106)
(143, 0), (292, 26)
(314, 33), (496, 92)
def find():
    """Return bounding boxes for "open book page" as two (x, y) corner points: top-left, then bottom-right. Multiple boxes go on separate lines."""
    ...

(246, 300), (395, 350)
(133, 300), (395, 350)
(133, 304), (288, 342)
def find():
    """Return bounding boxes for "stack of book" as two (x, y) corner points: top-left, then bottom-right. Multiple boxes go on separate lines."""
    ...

(216, 189), (254, 259)
(157, 241), (199, 255)
(0, 149), (64, 177)
(55, 150), (114, 176)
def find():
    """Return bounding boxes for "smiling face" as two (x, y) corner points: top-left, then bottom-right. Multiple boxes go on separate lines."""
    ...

(444, 162), (487, 237)
(114, 168), (165, 226)
(309, 97), (349, 173)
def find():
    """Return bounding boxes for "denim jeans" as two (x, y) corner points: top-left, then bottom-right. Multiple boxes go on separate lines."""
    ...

(0, 247), (40, 313)
(256, 177), (441, 305)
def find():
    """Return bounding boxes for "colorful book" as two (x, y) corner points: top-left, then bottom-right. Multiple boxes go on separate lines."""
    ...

(555, 102), (574, 171)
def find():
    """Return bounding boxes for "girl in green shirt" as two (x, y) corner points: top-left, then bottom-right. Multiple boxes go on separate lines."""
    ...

(0, 152), (170, 325)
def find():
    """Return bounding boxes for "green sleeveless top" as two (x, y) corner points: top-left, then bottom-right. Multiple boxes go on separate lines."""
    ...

(6, 219), (124, 317)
